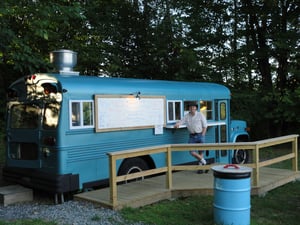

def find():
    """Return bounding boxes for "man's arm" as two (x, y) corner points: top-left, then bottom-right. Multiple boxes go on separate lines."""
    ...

(174, 115), (186, 128)
(200, 112), (207, 135)
(202, 127), (207, 136)
(174, 121), (181, 128)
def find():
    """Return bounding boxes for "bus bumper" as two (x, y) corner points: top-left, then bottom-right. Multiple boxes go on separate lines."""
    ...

(2, 167), (79, 194)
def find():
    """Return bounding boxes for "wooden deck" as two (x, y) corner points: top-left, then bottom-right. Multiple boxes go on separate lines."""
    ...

(74, 167), (300, 210)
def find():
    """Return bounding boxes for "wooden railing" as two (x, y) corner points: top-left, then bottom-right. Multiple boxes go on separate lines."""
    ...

(107, 134), (298, 206)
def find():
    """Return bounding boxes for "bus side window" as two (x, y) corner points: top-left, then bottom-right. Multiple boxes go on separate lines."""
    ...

(200, 100), (213, 120)
(72, 102), (81, 126)
(220, 102), (226, 120)
(167, 100), (181, 123)
(70, 100), (94, 129)
(83, 102), (93, 126)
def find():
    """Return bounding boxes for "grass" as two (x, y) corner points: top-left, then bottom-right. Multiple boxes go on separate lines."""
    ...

(251, 180), (300, 225)
(259, 143), (297, 170)
(121, 196), (214, 225)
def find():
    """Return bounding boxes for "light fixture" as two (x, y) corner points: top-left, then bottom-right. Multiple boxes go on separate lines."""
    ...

(136, 91), (141, 99)
(130, 91), (141, 99)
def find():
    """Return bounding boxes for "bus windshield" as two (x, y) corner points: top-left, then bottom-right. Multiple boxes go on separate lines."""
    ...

(10, 103), (61, 130)
(10, 104), (40, 129)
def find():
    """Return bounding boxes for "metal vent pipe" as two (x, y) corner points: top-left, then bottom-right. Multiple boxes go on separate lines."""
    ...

(50, 49), (78, 75)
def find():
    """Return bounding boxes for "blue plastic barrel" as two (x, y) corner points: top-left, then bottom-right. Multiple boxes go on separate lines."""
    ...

(211, 164), (252, 225)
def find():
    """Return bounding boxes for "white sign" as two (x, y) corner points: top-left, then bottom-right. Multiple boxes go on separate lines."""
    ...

(95, 95), (166, 132)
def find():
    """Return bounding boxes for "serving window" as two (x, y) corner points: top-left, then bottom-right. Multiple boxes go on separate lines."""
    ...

(167, 100), (181, 123)
(200, 100), (213, 120)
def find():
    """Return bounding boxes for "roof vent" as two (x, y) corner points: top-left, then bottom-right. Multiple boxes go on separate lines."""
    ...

(50, 49), (79, 75)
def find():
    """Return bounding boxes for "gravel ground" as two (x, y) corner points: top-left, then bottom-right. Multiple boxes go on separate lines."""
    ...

(0, 168), (146, 225)
(0, 198), (145, 225)
(0, 180), (146, 225)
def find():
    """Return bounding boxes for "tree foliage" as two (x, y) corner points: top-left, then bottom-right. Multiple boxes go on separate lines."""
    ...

(0, 0), (299, 138)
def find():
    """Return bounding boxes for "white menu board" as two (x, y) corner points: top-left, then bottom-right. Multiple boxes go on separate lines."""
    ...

(95, 95), (166, 132)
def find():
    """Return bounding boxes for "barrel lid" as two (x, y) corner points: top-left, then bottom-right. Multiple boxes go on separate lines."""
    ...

(212, 164), (252, 173)
(211, 164), (252, 179)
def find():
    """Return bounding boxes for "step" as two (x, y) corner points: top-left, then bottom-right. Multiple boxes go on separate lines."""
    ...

(0, 185), (33, 206)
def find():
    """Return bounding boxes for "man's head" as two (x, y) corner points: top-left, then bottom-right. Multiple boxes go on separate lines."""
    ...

(188, 103), (198, 114)
(188, 103), (198, 109)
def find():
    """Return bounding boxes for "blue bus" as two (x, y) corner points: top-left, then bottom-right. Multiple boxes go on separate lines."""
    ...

(3, 50), (249, 196)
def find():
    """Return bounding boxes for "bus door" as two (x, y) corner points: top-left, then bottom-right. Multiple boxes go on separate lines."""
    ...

(215, 100), (229, 163)
(6, 103), (42, 168)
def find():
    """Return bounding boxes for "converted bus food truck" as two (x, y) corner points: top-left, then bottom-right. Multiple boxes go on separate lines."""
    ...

(3, 50), (249, 196)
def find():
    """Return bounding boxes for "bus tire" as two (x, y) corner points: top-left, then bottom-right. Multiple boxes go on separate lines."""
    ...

(118, 157), (150, 183)
(233, 149), (249, 164)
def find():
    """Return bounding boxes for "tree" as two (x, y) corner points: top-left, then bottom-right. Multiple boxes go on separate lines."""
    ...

(0, 0), (85, 79)
(238, 0), (300, 137)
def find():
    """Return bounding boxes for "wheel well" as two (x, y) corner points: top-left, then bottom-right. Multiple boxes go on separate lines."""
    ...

(236, 134), (249, 142)
(140, 155), (155, 169)
(119, 155), (155, 171)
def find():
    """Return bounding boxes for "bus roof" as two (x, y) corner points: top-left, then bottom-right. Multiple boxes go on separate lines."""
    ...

(51, 74), (230, 100)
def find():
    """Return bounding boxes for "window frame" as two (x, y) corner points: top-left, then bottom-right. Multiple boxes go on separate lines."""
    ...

(219, 102), (227, 120)
(200, 100), (213, 121)
(167, 100), (182, 123)
(69, 100), (94, 129)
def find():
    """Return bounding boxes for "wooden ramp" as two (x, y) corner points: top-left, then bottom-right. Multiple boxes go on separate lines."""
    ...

(74, 167), (300, 210)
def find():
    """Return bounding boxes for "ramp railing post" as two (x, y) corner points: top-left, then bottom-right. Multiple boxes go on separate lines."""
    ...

(108, 154), (117, 207)
(292, 136), (298, 172)
(252, 144), (259, 186)
(166, 146), (172, 190)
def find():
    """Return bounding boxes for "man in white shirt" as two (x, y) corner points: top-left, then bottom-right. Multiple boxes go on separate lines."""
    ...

(174, 103), (208, 173)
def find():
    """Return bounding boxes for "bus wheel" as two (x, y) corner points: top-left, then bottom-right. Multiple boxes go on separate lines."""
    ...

(118, 157), (150, 183)
(233, 150), (249, 164)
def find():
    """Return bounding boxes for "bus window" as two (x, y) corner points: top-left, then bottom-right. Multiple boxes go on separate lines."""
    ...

(70, 101), (94, 129)
(221, 124), (227, 142)
(43, 103), (60, 129)
(83, 102), (93, 126)
(200, 101), (213, 120)
(220, 102), (226, 120)
(71, 102), (81, 127)
(10, 104), (40, 129)
(167, 101), (181, 122)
